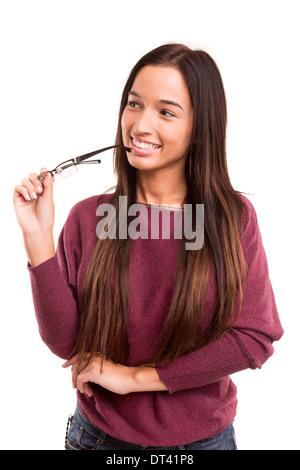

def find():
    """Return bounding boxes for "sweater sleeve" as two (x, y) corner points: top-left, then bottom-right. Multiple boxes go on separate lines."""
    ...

(156, 197), (284, 394)
(27, 204), (85, 359)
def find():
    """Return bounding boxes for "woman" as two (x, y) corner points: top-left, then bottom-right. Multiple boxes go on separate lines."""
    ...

(13, 43), (283, 451)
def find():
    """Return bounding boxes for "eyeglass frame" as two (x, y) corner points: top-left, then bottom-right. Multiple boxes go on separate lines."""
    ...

(38, 144), (130, 183)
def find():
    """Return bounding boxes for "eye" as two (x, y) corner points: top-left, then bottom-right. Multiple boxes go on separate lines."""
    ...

(160, 110), (175, 118)
(128, 100), (140, 109)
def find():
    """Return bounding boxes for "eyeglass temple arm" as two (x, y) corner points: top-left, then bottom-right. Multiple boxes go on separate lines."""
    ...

(38, 145), (130, 182)
(77, 159), (101, 165)
(74, 145), (130, 164)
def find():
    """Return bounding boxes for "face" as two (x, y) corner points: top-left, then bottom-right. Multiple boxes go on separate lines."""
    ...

(121, 65), (194, 175)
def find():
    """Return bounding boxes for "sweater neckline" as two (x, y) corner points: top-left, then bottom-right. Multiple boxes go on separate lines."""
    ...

(135, 201), (184, 211)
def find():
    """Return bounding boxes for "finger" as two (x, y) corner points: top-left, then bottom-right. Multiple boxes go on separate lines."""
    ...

(14, 184), (34, 203)
(77, 371), (89, 394)
(39, 167), (54, 189)
(71, 363), (79, 390)
(28, 172), (44, 194)
(77, 374), (94, 397)
(83, 383), (93, 397)
(62, 354), (79, 368)
(21, 177), (39, 200)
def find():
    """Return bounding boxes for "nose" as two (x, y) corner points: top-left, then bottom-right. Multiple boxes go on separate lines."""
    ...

(132, 108), (154, 135)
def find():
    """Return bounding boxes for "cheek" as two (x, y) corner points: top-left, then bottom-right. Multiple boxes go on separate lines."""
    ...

(163, 125), (192, 154)
(179, 121), (193, 154)
(120, 113), (126, 138)
(120, 110), (132, 137)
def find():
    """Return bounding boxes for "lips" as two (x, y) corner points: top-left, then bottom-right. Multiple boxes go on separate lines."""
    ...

(131, 136), (161, 151)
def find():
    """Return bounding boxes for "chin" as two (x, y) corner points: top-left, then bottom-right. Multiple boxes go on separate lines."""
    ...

(127, 155), (156, 170)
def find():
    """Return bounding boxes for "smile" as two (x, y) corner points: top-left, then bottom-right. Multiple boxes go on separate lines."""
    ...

(131, 136), (161, 151)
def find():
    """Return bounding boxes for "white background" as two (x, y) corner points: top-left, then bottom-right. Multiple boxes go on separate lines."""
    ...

(1, 0), (299, 450)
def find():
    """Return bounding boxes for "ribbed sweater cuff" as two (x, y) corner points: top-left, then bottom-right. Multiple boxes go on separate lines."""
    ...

(156, 333), (252, 394)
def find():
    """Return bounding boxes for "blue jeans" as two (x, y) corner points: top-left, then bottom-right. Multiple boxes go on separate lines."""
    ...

(65, 404), (237, 451)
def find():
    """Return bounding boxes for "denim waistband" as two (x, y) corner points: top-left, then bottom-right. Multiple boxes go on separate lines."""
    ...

(75, 404), (185, 450)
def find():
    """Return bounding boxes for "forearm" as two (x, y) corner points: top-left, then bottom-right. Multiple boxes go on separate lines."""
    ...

(24, 230), (55, 267)
(131, 366), (168, 393)
(28, 253), (79, 359)
(154, 328), (277, 394)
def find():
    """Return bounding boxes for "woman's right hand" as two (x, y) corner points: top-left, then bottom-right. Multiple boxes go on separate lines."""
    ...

(13, 168), (56, 267)
(13, 168), (55, 236)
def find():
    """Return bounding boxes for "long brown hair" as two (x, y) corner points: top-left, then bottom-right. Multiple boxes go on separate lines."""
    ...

(74, 44), (248, 370)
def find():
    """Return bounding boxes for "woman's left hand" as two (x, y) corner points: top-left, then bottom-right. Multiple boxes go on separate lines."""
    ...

(62, 354), (136, 396)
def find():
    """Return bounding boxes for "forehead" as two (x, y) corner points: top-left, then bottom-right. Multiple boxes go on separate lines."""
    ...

(131, 65), (191, 106)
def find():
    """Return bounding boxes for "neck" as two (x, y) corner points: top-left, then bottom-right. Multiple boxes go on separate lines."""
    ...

(136, 168), (187, 207)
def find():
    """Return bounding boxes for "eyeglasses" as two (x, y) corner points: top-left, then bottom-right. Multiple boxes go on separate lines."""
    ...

(38, 145), (130, 183)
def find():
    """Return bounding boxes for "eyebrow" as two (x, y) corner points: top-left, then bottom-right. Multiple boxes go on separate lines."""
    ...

(128, 91), (184, 111)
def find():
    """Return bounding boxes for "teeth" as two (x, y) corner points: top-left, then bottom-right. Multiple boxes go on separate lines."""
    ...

(132, 137), (160, 150)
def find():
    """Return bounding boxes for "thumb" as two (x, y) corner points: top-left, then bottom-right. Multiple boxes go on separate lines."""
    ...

(39, 167), (54, 192)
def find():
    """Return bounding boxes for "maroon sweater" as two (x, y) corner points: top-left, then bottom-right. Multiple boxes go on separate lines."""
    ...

(28, 194), (283, 446)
